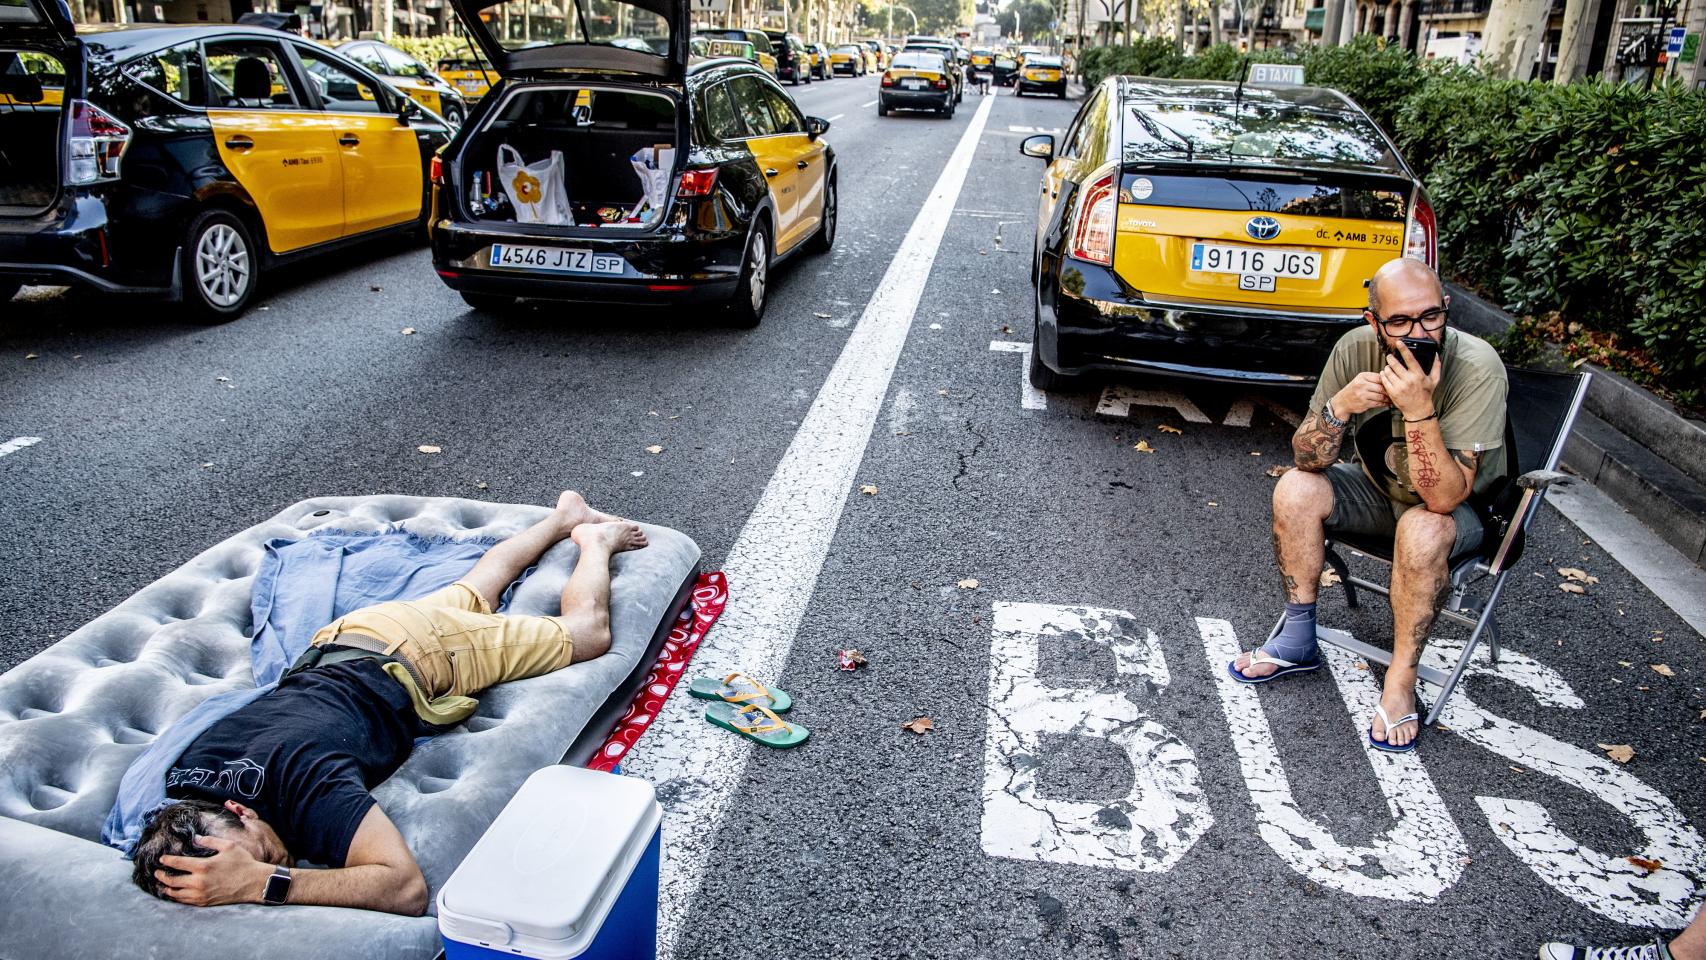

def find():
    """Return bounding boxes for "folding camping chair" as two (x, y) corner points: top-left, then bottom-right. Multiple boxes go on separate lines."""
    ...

(1284, 366), (1593, 725)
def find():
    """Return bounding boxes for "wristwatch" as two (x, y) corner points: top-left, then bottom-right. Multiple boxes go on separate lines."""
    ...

(262, 864), (291, 905)
(1321, 401), (1348, 429)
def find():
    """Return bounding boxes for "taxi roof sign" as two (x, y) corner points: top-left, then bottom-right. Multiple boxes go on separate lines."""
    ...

(1248, 63), (1305, 86)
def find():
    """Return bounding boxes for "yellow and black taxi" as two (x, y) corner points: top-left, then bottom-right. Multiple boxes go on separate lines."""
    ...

(1020, 76), (1436, 389)
(878, 49), (954, 118)
(901, 37), (962, 102)
(860, 38), (886, 70)
(806, 41), (831, 79)
(0, 4), (452, 317)
(828, 42), (865, 76)
(437, 54), (495, 102)
(695, 27), (778, 77)
(430, 0), (838, 326)
(968, 45), (993, 74)
(337, 39), (470, 126)
(1015, 52), (1066, 97)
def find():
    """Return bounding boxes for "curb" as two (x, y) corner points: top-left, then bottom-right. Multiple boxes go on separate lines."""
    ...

(1446, 282), (1706, 568)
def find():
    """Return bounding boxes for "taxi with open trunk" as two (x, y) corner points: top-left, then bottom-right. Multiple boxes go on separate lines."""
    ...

(1020, 75), (1436, 390)
(0, 4), (452, 318)
(429, 0), (838, 326)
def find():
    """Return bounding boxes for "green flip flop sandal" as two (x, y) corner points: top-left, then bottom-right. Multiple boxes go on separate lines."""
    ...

(704, 701), (809, 749)
(688, 672), (793, 712)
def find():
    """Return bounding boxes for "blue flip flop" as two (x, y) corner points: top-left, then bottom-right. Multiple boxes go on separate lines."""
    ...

(1368, 705), (1420, 753)
(1227, 649), (1320, 684)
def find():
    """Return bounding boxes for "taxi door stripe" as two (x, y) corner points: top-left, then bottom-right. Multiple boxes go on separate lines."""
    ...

(620, 93), (996, 960)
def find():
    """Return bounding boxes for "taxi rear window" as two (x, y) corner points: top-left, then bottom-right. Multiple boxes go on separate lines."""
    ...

(477, 0), (671, 56)
(1118, 173), (1408, 221)
(1124, 100), (1399, 171)
(890, 52), (942, 70)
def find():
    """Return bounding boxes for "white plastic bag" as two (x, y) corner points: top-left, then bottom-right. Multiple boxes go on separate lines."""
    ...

(497, 144), (571, 225)
(626, 145), (676, 225)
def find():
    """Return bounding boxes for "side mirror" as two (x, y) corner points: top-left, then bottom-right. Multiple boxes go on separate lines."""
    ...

(1020, 134), (1054, 160)
(397, 97), (422, 124)
(808, 115), (831, 139)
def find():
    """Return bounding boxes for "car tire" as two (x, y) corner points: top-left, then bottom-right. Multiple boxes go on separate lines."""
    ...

(460, 291), (518, 311)
(806, 176), (836, 254)
(1028, 335), (1079, 391)
(727, 219), (770, 328)
(877, 99), (888, 116)
(443, 103), (464, 128)
(182, 208), (258, 322)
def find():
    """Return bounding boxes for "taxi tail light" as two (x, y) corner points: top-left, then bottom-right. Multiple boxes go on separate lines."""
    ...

(1405, 196), (1437, 268)
(933, 77), (949, 89)
(429, 155), (445, 186)
(66, 100), (131, 186)
(880, 71), (895, 87)
(676, 168), (718, 199)
(1069, 169), (1117, 266)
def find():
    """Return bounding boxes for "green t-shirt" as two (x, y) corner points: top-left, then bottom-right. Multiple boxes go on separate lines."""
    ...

(1307, 326), (1508, 505)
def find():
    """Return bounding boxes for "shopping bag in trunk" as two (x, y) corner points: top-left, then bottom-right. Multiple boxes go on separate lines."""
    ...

(497, 144), (571, 225)
(627, 145), (676, 225)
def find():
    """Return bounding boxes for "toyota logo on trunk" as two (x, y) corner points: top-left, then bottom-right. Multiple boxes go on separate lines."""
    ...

(1246, 216), (1281, 241)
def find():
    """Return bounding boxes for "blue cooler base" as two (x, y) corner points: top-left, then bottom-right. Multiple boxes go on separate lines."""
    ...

(443, 827), (660, 960)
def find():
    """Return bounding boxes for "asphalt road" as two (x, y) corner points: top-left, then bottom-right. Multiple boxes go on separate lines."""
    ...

(3, 73), (1703, 960)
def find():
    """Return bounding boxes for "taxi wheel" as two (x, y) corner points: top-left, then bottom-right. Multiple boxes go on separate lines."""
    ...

(807, 176), (837, 254)
(460, 291), (518, 311)
(877, 99), (888, 117)
(182, 209), (257, 321)
(1028, 337), (1079, 391)
(727, 220), (770, 328)
(443, 103), (465, 127)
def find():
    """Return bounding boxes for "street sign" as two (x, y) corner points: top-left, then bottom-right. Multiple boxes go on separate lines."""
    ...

(1667, 25), (1686, 54)
(690, 0), (729, 12)
(1248, 62), (1305, 85)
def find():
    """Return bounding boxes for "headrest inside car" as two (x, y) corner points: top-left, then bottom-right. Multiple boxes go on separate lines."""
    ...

(233, 57), (273, 101)
(0, 74), (44, 104)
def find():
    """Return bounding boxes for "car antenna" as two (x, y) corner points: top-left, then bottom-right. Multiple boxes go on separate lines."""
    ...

(1234, 53), (1251, 112)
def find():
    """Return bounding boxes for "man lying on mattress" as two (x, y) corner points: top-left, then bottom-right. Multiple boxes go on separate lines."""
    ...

(129, 492), (647, 915)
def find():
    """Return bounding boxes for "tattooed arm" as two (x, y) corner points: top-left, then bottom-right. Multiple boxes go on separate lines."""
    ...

(1293, 371), (1389, 472)
(1405, 416), (1477, 513)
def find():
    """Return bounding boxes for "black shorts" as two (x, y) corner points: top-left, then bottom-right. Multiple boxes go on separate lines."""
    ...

(1324, 463), (1484, 559)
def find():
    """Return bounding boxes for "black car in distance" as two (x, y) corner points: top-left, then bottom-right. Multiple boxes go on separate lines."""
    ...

(764, 31), (811, 85)
(429, 0), (839, 327)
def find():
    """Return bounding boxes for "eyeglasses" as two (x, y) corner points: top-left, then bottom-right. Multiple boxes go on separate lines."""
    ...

(1367, 305), (1448, 334)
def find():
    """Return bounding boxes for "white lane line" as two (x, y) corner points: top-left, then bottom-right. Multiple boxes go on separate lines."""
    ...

(1096, 385), (1211, 423)
(0, 436), (43, 459)
(988, 341), (1046, 410)
(623, 92), (997, 958)
(826, 113), (844, 122)
(861, 98), (878, 107)
(1545, 480), (1706, 638)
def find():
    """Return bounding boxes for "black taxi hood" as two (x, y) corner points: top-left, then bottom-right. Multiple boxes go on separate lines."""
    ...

(0, 0), (78, 47)
(450, 0), (689, 82)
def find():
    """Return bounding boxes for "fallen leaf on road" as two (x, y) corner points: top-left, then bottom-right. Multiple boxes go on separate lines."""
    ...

(417, 445), (441, 454)
(1598, 743), (1635, 764)
(814, 312), (832, 319)
(475, 481), (488, 489)
(215, 376), (230, 382)
(1627, 856), (1663, 874)
(1510, 765), (1526, 774)
(24, 353), (38, 359)
(401, 327), (416, 335)
(1158, 425), (1183, 435)
(648, 410), (659, 416)
(860, 484), (879, 495)
(1132, 441), (1155, 454)
(1458, 856), (1474, 866)
(1558, 567), (1599, 584)
(937, 389), (950, 396)
(1353, 661), (1368, 671)
(838, 649), (868, 671)
(1650, 664), (1675, 677)
(1320, 568), (1342, 587)
(1207, 501), (1219, 507)
(1699, 709), (1706, 721)
(1265, 464), (1293, 478)
(200, 462), (213, 469)
(1249, 450), (1263, 456)
(369, 285), (382, 292)
(957, 578), (980, 589)
(900, 716), (934, 735)
(1000, 324), (1012, 334)
(1619, 660), (1634, 667)
(645, 445), (663, 454)
(1559, 582), (1586, 594)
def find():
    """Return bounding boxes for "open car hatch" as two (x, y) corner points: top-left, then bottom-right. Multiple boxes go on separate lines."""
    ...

(0, 0), (77, 47)
(449, 0), (689, 83)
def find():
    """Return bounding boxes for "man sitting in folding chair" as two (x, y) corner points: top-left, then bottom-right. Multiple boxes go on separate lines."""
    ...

(1229, 258), (1508, 753)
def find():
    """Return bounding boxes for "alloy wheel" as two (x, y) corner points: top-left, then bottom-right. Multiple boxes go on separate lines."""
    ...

(195, 222), (251, 308)
(748, 230), (768, 312)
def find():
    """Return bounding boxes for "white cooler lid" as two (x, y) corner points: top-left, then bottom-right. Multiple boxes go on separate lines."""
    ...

(439, 766), (661, 953)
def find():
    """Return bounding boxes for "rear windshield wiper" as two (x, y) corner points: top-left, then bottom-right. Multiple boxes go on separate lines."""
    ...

(1127, 109), (1195, 162)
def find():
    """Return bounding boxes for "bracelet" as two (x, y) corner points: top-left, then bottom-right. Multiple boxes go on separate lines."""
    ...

(1404, 412), (1439, 423)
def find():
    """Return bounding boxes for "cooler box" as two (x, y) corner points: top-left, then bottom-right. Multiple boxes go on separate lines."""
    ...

(438, 766), (663, 960)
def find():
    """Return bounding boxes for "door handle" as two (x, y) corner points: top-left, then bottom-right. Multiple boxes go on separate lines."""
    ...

(796, 159), (808, 169)
(764, 167), (779, 178)
(339, 134), (361, 147)
(224, 136), (254, 150)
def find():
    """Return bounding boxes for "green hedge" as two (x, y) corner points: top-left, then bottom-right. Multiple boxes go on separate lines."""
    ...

(1077, 36), (1706, 404)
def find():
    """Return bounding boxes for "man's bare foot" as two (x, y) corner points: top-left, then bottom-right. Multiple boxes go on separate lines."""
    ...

(554, 491), (620, 534)
(571, 520), (649, 555)
(1370, 687), (1420, 748)
(1233, 649), (1281, 678)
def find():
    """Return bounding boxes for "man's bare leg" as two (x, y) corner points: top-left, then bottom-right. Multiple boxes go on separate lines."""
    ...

(460, 491), (618, 610)
(561, 521), (649, 662)
(1235, 468), (1332, 677)
(1376, 506), (1455, 749)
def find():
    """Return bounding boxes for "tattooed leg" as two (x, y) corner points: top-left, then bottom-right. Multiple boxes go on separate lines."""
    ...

(1380, 506), (1456, 747)
(1235, 469), (1336, 679)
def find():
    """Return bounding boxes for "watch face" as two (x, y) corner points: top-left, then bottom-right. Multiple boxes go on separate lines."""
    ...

(264, 868), (291, 904)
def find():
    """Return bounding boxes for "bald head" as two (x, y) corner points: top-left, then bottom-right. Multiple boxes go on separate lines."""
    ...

(1367, 257), (1443, 315)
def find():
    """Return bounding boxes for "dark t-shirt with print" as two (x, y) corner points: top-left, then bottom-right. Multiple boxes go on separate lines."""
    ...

(164, 660), (423, 867)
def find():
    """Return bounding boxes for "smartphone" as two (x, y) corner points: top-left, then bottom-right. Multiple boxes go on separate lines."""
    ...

(1399, 336), (1439, 375)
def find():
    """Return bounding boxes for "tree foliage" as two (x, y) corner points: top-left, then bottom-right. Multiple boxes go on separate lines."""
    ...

(997, 0), (1054, 38)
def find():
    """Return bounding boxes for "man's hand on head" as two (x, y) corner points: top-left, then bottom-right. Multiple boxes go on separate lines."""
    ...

(1379, 340), (1442, 421)
(155, 834), (273, 907)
